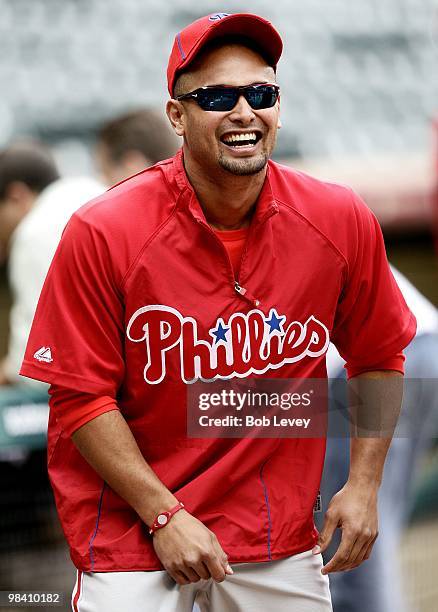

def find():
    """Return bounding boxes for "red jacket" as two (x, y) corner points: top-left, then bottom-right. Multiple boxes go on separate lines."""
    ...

(21, 150), (415, 571)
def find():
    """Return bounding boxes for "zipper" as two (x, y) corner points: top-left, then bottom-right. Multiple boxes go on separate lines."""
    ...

(233, 214), (261, 307)
(195, 217), (262, 308)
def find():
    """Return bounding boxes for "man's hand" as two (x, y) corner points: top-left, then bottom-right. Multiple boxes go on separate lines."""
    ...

(314, 371), (402, 574)
(313, 481), (379, 574)
(152, 509), (233, 585)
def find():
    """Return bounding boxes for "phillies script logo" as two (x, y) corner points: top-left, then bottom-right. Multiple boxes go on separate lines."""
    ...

(127, 305), (330, 384)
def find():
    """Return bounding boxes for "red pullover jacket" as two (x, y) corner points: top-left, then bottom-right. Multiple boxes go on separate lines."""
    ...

(20, 150), (416, 571)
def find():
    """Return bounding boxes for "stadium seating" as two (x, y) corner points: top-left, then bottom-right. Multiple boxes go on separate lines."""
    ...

(0, 0), (437, 161)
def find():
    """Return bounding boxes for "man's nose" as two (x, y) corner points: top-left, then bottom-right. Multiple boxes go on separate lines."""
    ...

(229, 95), (256, 124)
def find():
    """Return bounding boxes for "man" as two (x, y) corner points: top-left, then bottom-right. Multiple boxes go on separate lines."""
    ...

(20, 13), (416, 611)
(95, 108), (179, 186)
(1, 109), (175, 398)
(0, 142), (102, 452)
(0, 142), (59, 267)
(320, 268), (438, 612)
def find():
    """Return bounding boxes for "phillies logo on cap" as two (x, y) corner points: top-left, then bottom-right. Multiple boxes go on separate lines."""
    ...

(127, 305), (330, 384)
(209, 13), (231, 21)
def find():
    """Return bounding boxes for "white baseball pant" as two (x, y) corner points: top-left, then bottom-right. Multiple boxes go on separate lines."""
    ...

(71, 548), (332, 611)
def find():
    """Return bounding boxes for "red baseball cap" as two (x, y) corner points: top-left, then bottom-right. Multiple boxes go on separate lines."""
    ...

(167, 12), (283, 97)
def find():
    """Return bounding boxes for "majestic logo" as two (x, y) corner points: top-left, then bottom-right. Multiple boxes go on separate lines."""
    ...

(33, 346), (53, 363)
(127, 305), (329, 385)
(209, 13), (231, 21)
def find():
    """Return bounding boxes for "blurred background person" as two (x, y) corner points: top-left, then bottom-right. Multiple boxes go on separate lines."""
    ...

(0, 106), (179, 449)
(0, 110), (178, 598)
(317, 267), (438, 612)
(95, 108), (179, 186)
(0, 141), (103, 436)
(0, 142), (103, 583)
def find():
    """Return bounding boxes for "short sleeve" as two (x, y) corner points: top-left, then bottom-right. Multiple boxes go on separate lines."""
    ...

(48, 385), (118, 437)
(20, 213), (125, 396)
(331, 192), (416, 376)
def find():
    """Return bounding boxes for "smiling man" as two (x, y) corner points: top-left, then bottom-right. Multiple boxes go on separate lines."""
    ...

(20, 13), (416, 612)
(171, 40), (278, 179)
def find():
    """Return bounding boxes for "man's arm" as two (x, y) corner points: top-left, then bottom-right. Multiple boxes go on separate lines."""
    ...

(72, 410), (233, 585)
(314, 370), (403, 574)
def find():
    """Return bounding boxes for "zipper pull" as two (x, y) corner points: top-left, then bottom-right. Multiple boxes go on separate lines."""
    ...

(234, 282), (261, 308)
(234, 281), (247, 296)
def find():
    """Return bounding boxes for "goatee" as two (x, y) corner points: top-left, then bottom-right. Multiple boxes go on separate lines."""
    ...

(218, 152), (269, 176)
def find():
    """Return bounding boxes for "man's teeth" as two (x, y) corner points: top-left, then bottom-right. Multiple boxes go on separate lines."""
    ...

(223, 132), (257, 145)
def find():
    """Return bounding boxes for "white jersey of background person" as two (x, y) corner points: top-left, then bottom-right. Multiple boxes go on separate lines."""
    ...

(4, 176), (104, 387)
(326, 265), (438, 374)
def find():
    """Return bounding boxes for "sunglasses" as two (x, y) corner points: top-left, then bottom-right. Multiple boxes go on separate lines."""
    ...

(176, 83), (280, 112)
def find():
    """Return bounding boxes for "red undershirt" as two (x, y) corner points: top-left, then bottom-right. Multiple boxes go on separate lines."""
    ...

(49, 226), (405, 436)
(214, 226), (249, 278)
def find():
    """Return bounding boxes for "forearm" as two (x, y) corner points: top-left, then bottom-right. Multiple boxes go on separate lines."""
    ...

(72, 410), (178, 525)
(317, 370), (404, 573)
(348, 438), (391, 488)
(347, 370), (403, 487)
(72, 409), (231, 584)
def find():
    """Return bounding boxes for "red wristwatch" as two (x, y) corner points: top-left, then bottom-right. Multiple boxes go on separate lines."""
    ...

(149, 501), (185, 535)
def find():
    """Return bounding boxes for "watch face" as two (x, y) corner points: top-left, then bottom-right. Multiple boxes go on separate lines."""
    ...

(157, 514), (168, 526)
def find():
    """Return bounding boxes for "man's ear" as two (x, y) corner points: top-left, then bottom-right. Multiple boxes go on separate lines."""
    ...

(166, 100), (185, 137)
(277, 97), (282, 129)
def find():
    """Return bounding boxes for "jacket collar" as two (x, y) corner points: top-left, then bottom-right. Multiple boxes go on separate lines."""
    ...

(171, 148), (279, 226)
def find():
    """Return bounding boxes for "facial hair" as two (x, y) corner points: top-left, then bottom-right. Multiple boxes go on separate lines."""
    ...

(218, 151), (269, 176)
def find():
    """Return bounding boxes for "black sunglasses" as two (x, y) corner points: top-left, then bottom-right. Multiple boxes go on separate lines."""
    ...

(176, 83), (280, 112)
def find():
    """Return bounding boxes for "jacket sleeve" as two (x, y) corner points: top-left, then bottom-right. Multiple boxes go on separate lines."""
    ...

(20, 213), (125, 396)
(331, 192), (416, 377)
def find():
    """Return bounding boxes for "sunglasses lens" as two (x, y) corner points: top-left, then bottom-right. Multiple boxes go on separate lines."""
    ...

(193, 85), (279, 111)
(198, 89), (237, 111)
(246, 86), (278, 109)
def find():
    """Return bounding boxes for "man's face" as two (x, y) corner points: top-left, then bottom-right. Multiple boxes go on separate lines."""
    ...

(170, 44), (280, 177)
(0, 195), (28, 263)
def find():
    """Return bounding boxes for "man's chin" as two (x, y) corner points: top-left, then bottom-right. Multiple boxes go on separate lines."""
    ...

(218, 152), (269, 176)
